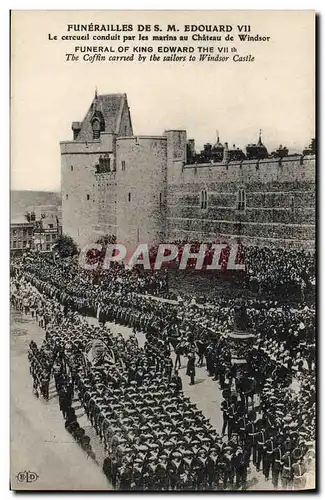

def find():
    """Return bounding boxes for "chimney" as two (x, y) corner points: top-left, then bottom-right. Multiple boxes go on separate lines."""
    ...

(204, 143), (212, 153)
(72, 122), (82, 140)
(188, 139), (195, 155)
(223, 142), (229, 163)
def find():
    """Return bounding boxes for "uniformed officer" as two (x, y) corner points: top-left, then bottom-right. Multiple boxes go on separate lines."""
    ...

(186, 353), (196, 386)
(227, 395), (238, 440)
(221, 395), (229, 437)
(281, 450), (293, 490)
(245, 411), (258, 466)
(292, 456), (307, 490)
(256, 427), (267, 472)
(263, 433), (275, 480)
(232, 446), (247, 489)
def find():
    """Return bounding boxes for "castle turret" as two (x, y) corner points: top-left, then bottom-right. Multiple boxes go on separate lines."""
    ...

(187, 139), (196, 163)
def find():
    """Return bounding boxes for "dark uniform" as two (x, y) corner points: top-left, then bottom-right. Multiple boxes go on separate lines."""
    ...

(292, 460), (307, 490)
(245, 419), (258, 465)
(263, 435), (275, 480)
(281, 452), (293, 490)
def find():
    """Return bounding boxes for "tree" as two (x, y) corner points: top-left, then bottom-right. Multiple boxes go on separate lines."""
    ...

(96, 234), (116, 246)
(53, 234), (78, 258)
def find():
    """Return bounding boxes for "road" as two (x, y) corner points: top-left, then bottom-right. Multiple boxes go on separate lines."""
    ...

(10, 309), (112, 491)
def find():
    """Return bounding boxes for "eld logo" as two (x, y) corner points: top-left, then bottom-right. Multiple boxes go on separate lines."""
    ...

(15, 471), (39, 483)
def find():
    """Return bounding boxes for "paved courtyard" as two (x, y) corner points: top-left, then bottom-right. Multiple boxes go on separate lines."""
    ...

(10, 309), (112, 491)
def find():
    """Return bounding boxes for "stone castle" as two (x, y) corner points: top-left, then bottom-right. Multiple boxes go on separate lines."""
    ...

(60, 93), (315, 252)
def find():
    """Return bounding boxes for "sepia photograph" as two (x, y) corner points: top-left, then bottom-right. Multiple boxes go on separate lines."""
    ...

(10, 10), (316, 491)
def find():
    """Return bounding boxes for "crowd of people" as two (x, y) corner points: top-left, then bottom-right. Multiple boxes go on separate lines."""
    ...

(10, 251), (316, 490)
(244, 246), (315, 296)
(133, 239), (315, 295)
(82, 236), (315, 300)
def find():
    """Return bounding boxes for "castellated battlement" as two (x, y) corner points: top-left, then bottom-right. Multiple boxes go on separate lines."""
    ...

(177, 154), (315, 185)
(60, 132), (116, 154)
(94, 171), (116, 179)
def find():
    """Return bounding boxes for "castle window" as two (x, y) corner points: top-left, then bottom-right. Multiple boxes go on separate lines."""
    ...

(200, 189), (208, 209)
(124, 125), (127, 135)
(87, 194), (90, 200)
(71, 165), (73, 172)
(236, 189), (246, 211)
(122, 160), (126, 171)
(290, 195), (295, 211)
(159, 192), (162, 206)
(92, 118), (101, 139)
(128, 192), (131, 202)
(66, 194), (68, 200)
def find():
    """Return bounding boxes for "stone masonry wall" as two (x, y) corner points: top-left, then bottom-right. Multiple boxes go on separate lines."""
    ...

(115, 136), (167, 254)
(166, 130), (315, 250)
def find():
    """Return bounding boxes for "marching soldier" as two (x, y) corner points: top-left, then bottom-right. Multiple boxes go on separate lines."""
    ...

(40, 368), (50, 401)
(118, 457), (133, 490)
(131, 457), (144, 490)
(168, 451), (184, 490)
(206, 446), (219, 489)
(256, 426), (267, 472)
(186, 353), (196, 386)
(238, 413), (248, 448)
(232, 446), (247, 489)
(263, 433), (275, 480)
(245, 411), (258, 466)
(292, 457), (307, 490)
(227, 395), (238, 440)
(281, 450), (293, 490)
(221, 396), (229, 437)
(170, 369), (182, 394)
(222, 448), (234, 490)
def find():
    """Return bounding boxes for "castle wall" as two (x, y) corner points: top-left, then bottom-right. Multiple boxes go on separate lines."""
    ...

(94, 171), (117, 237)
(166, 134), (315, 250)
(115, 136), (167, 254)
(60, 140), (109, 247)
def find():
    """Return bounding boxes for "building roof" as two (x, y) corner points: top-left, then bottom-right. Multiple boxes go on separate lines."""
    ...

(76, 93), (129, 141)
(11, 217), (32, 225)
(213, 133), (224, 150)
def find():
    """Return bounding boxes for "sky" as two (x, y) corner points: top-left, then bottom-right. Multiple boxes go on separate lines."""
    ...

(11, 10), (315, 191)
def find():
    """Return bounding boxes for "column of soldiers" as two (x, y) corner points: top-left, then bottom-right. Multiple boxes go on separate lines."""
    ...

(26, 311), (314, 491)
(28, 340), (51, 400)
(31, 315), (254, 490)
(218, 383), (314, 490)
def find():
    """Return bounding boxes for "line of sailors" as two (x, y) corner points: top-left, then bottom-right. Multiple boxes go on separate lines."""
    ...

(28, 340), (52, 400)
(35, 316), (252, 490)
(20, 259), (315, 383)
(37, 310), (315, 491)
(18, 258), (314, 369)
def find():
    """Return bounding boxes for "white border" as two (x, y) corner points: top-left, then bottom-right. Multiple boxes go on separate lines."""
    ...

(2, 2), (322, 499)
